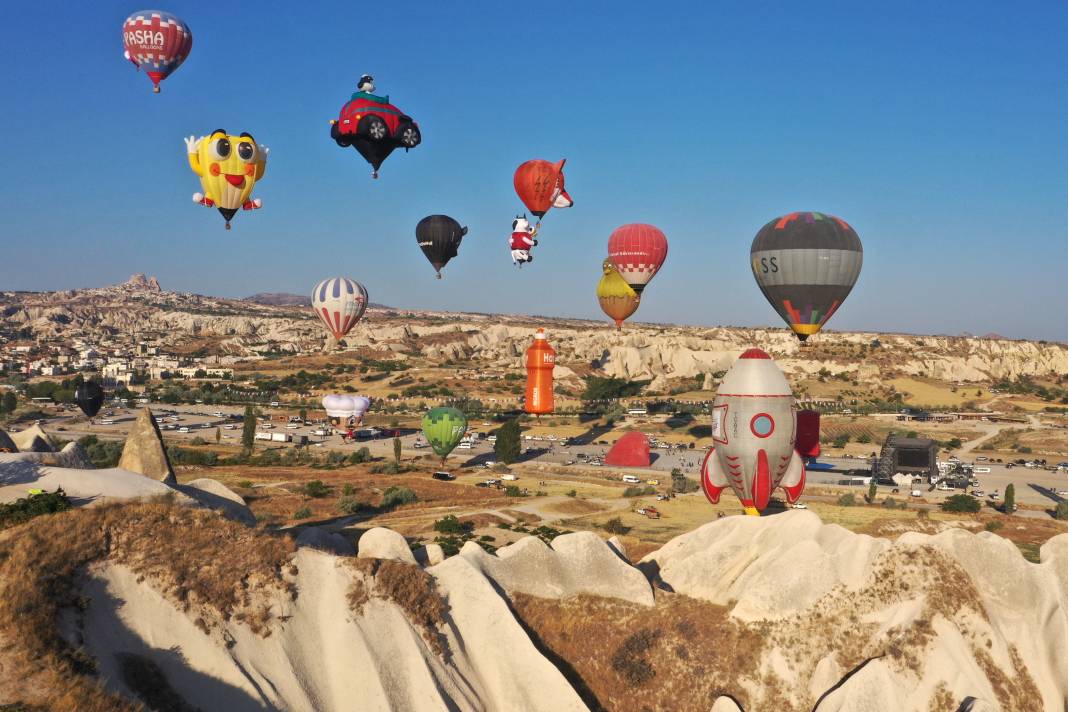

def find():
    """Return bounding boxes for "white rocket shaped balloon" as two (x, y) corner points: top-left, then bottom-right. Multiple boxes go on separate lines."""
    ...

(700, 348), (806, 515)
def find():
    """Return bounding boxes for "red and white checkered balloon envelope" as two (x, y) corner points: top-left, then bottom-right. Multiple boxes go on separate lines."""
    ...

(122, 10), (192, 93)
(607, 224), (668, 295)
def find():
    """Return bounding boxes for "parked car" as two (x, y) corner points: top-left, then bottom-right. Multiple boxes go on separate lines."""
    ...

(432, 471), (455, 481)
(792, 502), (808, 510)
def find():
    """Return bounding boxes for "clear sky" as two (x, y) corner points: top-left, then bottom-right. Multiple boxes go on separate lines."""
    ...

(1, 1), (1066, 341)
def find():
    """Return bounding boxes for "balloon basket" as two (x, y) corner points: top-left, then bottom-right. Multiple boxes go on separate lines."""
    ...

(225, 222), (231, 231)
(153, 85), (160, 94)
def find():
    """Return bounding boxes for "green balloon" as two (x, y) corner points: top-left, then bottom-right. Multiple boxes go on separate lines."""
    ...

(421, 407), (468, 458)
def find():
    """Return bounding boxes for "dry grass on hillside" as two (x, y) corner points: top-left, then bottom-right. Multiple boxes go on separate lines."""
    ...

(348, 558), (449, 656)
(513, 546), (1038, 712)
(0, 500), (295, 711)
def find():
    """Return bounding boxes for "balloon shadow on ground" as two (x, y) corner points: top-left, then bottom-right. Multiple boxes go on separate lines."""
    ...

(518, 448), (549, 463)
(568, 425), (613, 446)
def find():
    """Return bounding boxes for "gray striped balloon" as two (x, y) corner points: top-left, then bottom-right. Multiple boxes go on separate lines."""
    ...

(750, 212), (862, 341)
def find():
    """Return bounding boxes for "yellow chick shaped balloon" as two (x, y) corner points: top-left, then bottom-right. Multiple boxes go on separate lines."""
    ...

(184, 129), (268, 230)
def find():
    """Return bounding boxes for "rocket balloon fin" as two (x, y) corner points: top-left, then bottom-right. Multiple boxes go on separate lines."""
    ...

(700, 448), (728, 505)
(753, 449), (772, 511)
(780, 449), (807, 504)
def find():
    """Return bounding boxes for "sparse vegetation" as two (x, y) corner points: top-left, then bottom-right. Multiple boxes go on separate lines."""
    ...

(381, 486), (418, 509)
(601, 517), (631, 535)
(942, 494), (981, 513)
(837, 493), (857, 507)
(494, 418), (522, 464)
(0, 489), (71, 530)
(76, 435), (124, 468)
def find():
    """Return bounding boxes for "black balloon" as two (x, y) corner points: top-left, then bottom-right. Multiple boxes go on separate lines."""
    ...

(353, 138), (396, 173)
(416, 215), (467, 278)
(75, 381), (104, 418)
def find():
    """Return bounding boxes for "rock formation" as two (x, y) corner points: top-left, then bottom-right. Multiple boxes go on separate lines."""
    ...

(9, 424), (53, 453)
(0, 429), (17, 453)
(459, 530), (654, 605)
(117, 408), (175, 485)
(357, 526), (417, 564)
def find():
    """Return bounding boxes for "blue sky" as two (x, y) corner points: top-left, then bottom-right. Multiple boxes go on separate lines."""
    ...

(1, 1), (1066, 340)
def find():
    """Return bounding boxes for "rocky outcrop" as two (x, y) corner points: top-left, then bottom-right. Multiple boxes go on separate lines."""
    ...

(641, 511), (1068, 711)
(357, 526), (417, 564)
(73, 548), (588, 712)
(9, 424), (53, 453)
(294, 527), (355, 556)
(0, 429), (17, 453)
(117, 408), (175, 485)
(175, 478), (254, 525)
(459, 530), (654, 605)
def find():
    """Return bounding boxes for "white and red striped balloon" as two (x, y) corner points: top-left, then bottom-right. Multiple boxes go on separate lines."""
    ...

(312, 277), (368, 342)
(607, 224), (668, 294)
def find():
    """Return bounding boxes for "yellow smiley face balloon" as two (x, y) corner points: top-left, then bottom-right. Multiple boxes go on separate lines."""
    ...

(185, 129), (268, 230)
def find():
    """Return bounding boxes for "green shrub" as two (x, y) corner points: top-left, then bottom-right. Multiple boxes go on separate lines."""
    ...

(76, 435), (124, 468)
(341, 483), (355, 497)
(984, 520), (1004, 532)
(505, 485), (526, 497)
(326, 451), (347, 466)
(623, 485), (656, 497)
(349, 447), (372, 464)
(370, 461), (406, 475)
(292, 507), (312, 520)
(381, 486), (417, 509)
(189, 436), (208, 446)
(941, 494), (981, 513)
(336, 495), (368, 515)
(167, 447), (217, 466)
(1054, 501), (1068, 521)
(837, 493), (856, 507)
(303, 480), (330, 498)
(434, 515), (473, 535)
(0, 489), (72, 530)
(566, 489), (577, 498)
(237, 480), (253, 489)
(602, 517), (631, 535)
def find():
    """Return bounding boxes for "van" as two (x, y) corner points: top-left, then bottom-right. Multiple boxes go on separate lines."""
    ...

(973, 467), (991, 474)
(458, 441), (472, 449)
(622, 475), (642, 484)
(100, 419), (115, 425)
(179, 427), (190, 433)
(501, 474), (518, 481)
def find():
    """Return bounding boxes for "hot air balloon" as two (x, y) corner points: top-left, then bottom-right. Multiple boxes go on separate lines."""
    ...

(607, 224), (668, 294)
(322, 394), (354, 423)
(700, 348), (806, 516)
(185, 130), (268, 229)
(750, 211), (863, 342)
(597, 259), (640, 330)
(416, 215), (467, 278)
(312, 277), (368, 344)
(122, 10), (192, 93)
(421, 407), (468, 465)
(351, 396), (371, 425)
(513, 159), (573, 224)
(524, 329), (555, 415)
(329, 76), (421, 178)
(75, 381), (105, 419)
